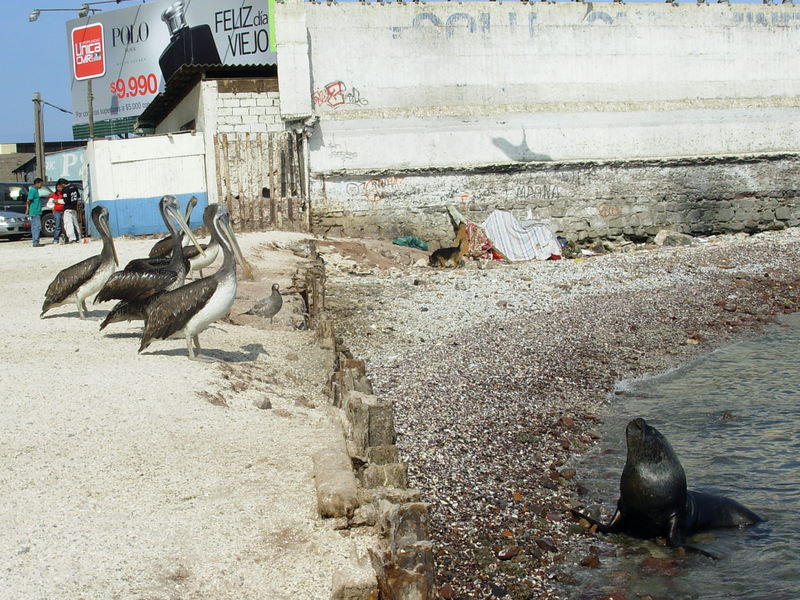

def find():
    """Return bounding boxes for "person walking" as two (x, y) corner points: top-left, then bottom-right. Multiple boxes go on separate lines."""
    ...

(26, 178), (44, 247)
(61, 178), (82, 244)
(48, 180), (66, 244)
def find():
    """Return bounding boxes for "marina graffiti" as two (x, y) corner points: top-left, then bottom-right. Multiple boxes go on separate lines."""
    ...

(516, 183), (561, 201)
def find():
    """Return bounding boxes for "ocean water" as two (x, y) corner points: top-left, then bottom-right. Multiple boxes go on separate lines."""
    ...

(567, 313), (800, 600)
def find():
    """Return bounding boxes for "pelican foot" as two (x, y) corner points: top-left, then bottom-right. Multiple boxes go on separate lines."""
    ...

(189, 353), (220, 363)
(187, 336), (218, 362)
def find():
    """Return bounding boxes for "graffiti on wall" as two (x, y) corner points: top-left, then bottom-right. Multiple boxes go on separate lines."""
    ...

(516, 183), (561, 202)
(346, 176), (405, 203)
(312, 80), (370, 109)
(391, 9), (623, 40)
(598, 203), (622, 218)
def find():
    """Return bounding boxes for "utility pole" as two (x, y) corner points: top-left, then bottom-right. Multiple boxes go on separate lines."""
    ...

(33, 92), (45, 181)
(87, 79), (95, 138)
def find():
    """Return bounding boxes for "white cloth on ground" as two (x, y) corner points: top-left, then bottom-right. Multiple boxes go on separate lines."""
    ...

(481, 209), (561, 261)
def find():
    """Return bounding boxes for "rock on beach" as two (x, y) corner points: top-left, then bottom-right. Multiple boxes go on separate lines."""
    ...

(326, 228), (800, 599)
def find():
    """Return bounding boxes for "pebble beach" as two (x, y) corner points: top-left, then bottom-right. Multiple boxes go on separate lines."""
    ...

(324, 228), (800, 599)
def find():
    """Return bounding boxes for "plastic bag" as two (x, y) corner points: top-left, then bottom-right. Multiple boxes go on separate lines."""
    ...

(392, 236), (429, 251)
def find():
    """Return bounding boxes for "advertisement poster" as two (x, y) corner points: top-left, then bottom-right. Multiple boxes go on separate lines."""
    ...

(67, 0), (275, 133)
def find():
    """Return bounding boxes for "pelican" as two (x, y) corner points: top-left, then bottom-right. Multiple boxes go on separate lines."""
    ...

(123, 195), (202, 275)
(139, 203), (253, 362)
(95, 195), (204, 329)
(148, 196), (219, 278)
(182, 233), (220, 278)
(41, 205), (119, 319)
(148, 196), (197, 259)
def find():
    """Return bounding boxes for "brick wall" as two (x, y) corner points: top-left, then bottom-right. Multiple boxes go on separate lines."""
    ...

(215, 91), (283, 134)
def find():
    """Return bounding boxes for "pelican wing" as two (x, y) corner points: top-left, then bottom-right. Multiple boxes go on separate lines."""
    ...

(148, 235), (174, 258)
(99, 298), (149, 330)
(141, 278), (218, 345)
(181, 243), (208, 260)
(125, 256), (172, 272)
(43, 255), (102, 307)
(95, 269), (178, 304)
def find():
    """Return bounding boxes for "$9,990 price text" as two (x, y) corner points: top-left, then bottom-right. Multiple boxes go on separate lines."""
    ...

(109, 73), (159, 99)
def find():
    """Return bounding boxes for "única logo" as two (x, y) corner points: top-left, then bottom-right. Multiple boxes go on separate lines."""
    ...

(72, 23), (105, 80)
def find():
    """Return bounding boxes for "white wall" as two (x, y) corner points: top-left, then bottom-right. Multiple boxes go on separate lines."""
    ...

(85, 132), (207, 236)
(277, 2), (800, 171)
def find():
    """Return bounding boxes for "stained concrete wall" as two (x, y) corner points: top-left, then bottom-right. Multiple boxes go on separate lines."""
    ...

(277, 1), (800, 244)
(313, 155), (800, 244)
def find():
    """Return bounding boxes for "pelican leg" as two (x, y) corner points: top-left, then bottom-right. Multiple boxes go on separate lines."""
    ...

(78, 299), (87, 320)
(186, 335), (218, 363)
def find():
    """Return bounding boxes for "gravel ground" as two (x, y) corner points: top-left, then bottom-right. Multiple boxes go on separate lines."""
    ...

(324, 228), (800, 600)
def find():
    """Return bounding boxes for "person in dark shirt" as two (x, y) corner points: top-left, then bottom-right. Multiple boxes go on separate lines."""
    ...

(60, 178), (82, 243)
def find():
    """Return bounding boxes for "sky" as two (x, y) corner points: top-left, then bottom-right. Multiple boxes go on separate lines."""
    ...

(2, 1), (151, 144)
(1, 0), (764, 145)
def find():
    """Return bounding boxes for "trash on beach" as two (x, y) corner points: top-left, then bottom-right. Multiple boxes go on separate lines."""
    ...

(392, 236), (429, 251)
(481, 210), (562, 262)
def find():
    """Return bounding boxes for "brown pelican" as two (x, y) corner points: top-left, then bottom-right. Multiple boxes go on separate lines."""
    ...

(148, 196), (197, 259)
(124, 196), (203, 274)
(139, 203), (253, 362)
(244, 283), (283, 323)
(41, 205), (119, 319)
(182, 234), (220, 278)
(95, 195), (203, 329)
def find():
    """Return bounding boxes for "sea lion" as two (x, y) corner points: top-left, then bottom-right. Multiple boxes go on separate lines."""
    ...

(573, 418), (762, 556)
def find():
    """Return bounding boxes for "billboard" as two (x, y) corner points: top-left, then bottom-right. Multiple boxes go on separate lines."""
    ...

(67, 0), (275, 135)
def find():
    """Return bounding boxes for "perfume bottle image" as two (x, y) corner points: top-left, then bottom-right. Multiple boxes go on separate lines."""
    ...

(159, 0), (221, 84)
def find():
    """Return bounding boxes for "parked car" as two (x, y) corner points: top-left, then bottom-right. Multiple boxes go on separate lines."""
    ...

(0, 210), (31, 240)
(0, 181), (83, 238)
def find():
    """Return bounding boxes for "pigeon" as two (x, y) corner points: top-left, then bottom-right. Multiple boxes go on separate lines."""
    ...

(245, 283), (283, 323)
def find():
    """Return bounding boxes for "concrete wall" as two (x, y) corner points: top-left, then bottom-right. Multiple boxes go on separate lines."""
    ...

(277, 1), (800, 244)
(85, 132), (207, 236)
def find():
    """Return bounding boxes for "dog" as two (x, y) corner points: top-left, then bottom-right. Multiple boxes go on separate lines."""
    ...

(429, 223), (468, 268)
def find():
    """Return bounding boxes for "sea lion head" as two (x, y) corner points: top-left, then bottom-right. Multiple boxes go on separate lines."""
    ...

(625, 418), (680, 463)
(621, 418), (687, 513)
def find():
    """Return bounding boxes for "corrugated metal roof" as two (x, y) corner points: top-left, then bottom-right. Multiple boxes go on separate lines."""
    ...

(137, 64), (278, 131)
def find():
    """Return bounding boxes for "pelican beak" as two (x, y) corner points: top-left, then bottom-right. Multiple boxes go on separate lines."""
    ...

(220, 218), (254, 280)
(168, 203), (206, 257)
(100, 213), (119, 266)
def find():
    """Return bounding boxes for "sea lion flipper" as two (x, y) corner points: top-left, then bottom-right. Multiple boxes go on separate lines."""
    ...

(667, 514), (686, 547)
(605, 506), (624, 531)
(570, 508), (621, 534)
(683, 545), (719, 560)
(667, 507), (719, 559)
